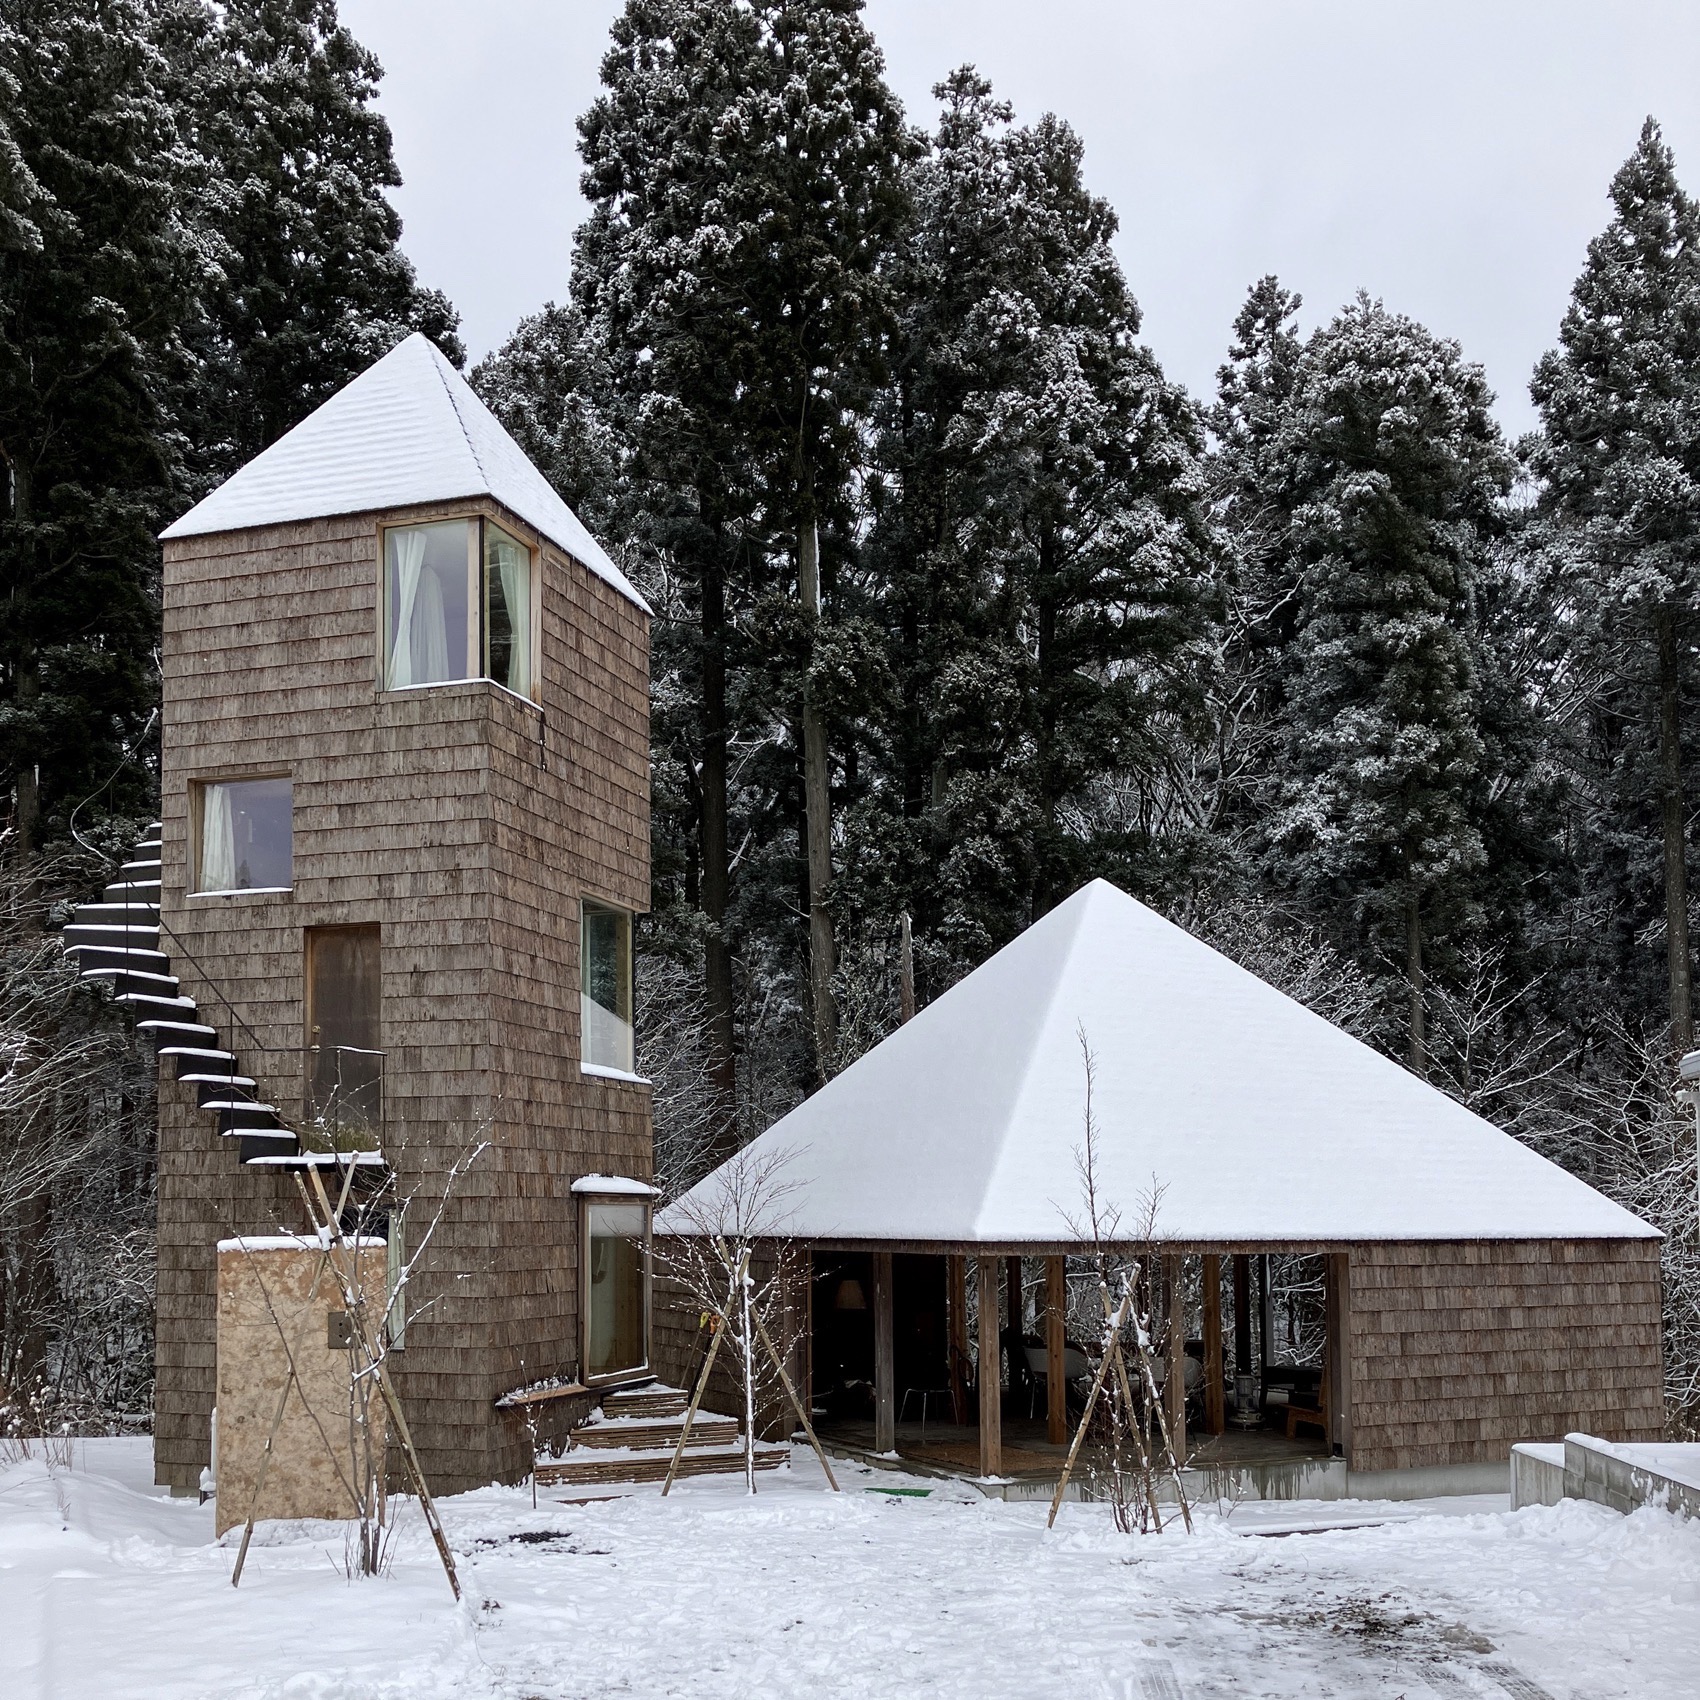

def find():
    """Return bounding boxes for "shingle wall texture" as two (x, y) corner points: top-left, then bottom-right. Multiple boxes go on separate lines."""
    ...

(156, 498), (650, 1494)
(1346, 1237), (1665, 1474)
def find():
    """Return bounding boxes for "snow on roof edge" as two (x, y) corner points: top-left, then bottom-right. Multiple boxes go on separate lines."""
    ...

(158, 334), (651, 616)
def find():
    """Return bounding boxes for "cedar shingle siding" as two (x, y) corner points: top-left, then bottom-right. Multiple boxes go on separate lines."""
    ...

(1347, 1238), (1665, 1473)
(155, 500), (651, 1494)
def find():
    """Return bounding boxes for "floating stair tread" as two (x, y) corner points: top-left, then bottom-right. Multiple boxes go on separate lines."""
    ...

(118, 993), (196, 1010)
(80, 968), (179, 987)
(245, 1151), (386, 1167)
(158, 1045), (237, 1061)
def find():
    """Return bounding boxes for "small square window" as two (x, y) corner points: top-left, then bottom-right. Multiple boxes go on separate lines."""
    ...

(196, 778), (292, 892)
(581, 901), (633, 1073)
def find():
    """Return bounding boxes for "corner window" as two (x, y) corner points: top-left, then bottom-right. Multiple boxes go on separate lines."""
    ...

(484, 522), (533, 696)
(383, 517), (536, 699)
(581, 1195), (650, 1382)
(195, 777), (292, 893)
(581, 900), (634, 1074)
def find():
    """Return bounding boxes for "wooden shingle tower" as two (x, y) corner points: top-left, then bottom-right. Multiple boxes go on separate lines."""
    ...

(63, 335), (654, 1493)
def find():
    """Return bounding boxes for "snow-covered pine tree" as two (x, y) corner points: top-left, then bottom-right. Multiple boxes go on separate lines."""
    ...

(174, 0), (461, 491)
(1204, 276), (1308, 845)
(865, 71), (1215, 966)
(1263, 295), (1512, 1074)
(1530, 118), (1700, 1053)
(472, 303), (620, 536)
(0, 0), (203, 849)
(574, 0), (910, 1106)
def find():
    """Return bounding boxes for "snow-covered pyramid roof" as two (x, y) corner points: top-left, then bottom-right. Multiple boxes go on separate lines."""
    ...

(663, 880), (1654, 1245)
(161, 333), (647, 612)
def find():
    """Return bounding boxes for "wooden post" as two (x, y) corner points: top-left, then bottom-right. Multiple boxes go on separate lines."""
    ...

(1045, 1256), (1067, 1445)
(976, 1256), (1002, 1477)
(1232, 1253), (1252, 1375)
(1201, 1253), (1224, 1436)
(1164, 1256), (1187, 1469)
(873, 1250), (895, 1454)
(947, 1254), (969, 1425)
(1324, 1251), (1351, 1460)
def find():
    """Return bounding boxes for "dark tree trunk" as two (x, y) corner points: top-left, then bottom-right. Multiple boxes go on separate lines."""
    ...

(11, 461), (38, 855)
(800, 519), (836, 1087)
(1656, 605), (1692, 1054)
(699, 543), (738, 1159)
(1406, 893), (1426, 1078)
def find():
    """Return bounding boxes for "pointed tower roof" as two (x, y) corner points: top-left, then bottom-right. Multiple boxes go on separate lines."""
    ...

(161, 333), (647, 612)
(663, 881), (1653, 1245)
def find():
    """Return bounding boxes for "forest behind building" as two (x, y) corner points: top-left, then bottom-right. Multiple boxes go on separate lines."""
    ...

(3, 0), (1698, 1432)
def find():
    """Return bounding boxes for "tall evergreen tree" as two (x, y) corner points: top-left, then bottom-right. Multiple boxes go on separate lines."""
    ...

(0, 0), (203, 850)
(176, 0), (461, 491)
(864, 71), (1215, 964)
(1530, 118), (1700, 1052)
(472, 303), (619, 532)
(1260, 295), (1512, 1072)
(574, 0), (910, 1113)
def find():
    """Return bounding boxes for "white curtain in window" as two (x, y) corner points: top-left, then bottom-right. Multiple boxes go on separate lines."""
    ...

(495, 539), (532, 697)
(201, 784), (236, 891)
(387, 529), (428, 687)
(413, 567), (450, 683)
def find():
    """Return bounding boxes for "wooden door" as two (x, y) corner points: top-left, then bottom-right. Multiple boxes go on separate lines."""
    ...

(304, 925), (382, 1146)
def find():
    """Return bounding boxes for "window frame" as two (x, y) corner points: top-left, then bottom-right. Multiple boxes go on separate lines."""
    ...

(378, 513), (540, 701)
(576, 1186), (654, 1388)
(189, 773), (294, 897)
(579, 898), (637, 1078)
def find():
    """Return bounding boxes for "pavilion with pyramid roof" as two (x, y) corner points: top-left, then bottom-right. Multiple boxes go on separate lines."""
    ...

(661, 880), (1664, 1493)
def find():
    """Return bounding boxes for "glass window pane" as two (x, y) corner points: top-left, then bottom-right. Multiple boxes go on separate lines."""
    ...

(199, 778), (292, 891)
(385, 520), (471, 687)
(581, 902), (633, 1072)
(586, 1201), (648, 1379)
(484, 523), (533, 698)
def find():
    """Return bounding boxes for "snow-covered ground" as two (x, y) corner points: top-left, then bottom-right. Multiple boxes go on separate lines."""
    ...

(3, 1440), (1698, 1699)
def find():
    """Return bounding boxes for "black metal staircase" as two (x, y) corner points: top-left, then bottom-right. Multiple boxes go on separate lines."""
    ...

(59, 823), (380, 1171)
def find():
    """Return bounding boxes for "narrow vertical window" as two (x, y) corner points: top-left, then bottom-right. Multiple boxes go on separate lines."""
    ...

(196, 778), (292, 892)
(386, 1205), (407, 1350)
(304, 924), (383, 1151)
(484, 521), (533, 698)
(580, 901), (634, 1073)
(582, 1196), (650, 1381)
(384, 519), (473, 688)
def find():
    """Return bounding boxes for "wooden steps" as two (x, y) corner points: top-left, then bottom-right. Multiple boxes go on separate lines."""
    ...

(536, 1442), (790, 1488)
(568, 1414), (740, 1449)
(535, 1381), (788, 1488)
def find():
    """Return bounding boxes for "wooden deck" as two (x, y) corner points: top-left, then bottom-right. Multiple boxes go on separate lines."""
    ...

(817, 1415), (1329, 1487)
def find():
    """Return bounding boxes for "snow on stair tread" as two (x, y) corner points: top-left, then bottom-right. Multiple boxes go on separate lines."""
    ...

(570, 1415), (739, 1449)
(536, 1443), (789, 1487)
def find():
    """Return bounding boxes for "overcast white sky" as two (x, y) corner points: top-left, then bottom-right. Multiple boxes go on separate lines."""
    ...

(340, 0), (1700, 437)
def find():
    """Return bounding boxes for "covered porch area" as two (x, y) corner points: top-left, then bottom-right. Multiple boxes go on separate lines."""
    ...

(805, 1245), (1349, 1494)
